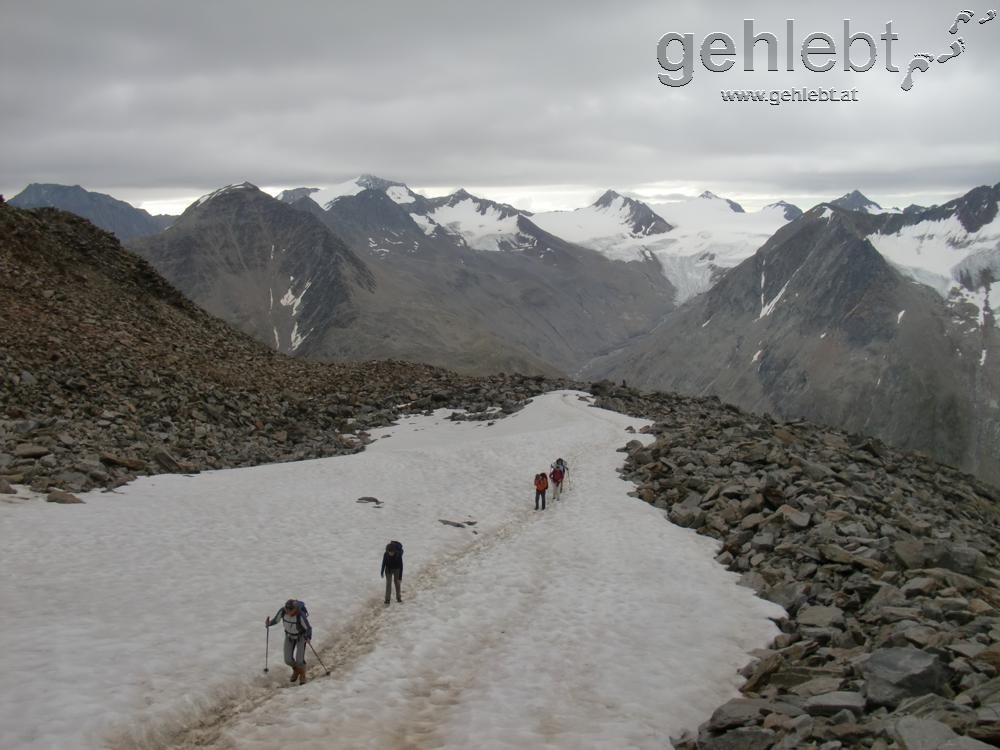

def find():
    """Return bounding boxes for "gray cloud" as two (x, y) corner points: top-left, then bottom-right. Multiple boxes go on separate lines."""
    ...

(1, 0), (997, 211)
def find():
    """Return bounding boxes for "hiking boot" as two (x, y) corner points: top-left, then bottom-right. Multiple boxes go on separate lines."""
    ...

(397, 597), (402, 603)
(298, 668), (307, 684)
(384, 599), (390, 605)
(289, 668), (298, 682)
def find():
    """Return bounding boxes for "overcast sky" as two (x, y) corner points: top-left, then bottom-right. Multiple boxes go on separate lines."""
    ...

(2, 1), (998, 213)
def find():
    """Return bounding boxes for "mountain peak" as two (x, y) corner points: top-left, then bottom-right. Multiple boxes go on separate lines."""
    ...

(593, 189), (624, 208)
(763, 200), (804, 221)
(276, 187), (320, 204)
(193, 182), (261, 208)
(356, 174), (405, 192)
(698, 190), (745, 213)
(831, 190), (883, 213)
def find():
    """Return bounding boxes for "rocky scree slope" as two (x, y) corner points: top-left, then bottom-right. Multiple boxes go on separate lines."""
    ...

(0, 204), (566, 496)
(593, 382), (1000, 750)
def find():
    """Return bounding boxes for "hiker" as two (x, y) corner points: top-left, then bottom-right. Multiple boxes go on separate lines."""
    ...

(549, 462), (565, 500)
(266, 598), (312, 684)
(381, 540), (404, 604)
(534, 472), (548, 510)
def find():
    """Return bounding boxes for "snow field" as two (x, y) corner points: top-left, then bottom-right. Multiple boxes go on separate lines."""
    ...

(0, 391), (783, 749)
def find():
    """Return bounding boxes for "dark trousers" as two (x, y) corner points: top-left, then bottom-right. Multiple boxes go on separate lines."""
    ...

(535, 489), (546, 510)
(384, 569), (401, 602)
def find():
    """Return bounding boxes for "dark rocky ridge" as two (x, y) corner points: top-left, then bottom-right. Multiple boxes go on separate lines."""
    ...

(9, 183), (174, 240)
(130, 182), (377, 359)
(594, 382), (1000, 749)
(0, 203), (566, 494)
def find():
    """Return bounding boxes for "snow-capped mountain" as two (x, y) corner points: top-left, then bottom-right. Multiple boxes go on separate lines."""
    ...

(530, 190), (672, 263)
(283, 174), (424, 211)
(588, 187), (1000, 485)
(866, 183), (999, 322)
(133, 180), (675, 376)
(270, 178), (800, 307)
(647, 192), (799, 303)
(8, 183), (174, 240)
(532, 190), (799, 305)
(697, 190), (745, 213)
(763, 200), (804, 221)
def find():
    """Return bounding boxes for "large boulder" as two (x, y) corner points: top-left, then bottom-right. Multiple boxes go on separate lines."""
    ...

(861, 647), (948, 708)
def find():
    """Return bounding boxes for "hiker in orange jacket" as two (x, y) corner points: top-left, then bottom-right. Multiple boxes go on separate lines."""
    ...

(534, 472), (549, 510)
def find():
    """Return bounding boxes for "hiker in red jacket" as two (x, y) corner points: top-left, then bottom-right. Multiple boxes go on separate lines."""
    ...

(534, 472), (549, 510)
(549, 463), (565, 500)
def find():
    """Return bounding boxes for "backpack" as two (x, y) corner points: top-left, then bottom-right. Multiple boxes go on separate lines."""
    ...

(278, 600), (311, 638)
(550, 467), (564, 483)
(387, 540), (403, 557)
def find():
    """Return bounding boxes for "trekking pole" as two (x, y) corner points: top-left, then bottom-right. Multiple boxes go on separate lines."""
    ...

(264, 625), (270, 673)
(308, 641), (331, 675)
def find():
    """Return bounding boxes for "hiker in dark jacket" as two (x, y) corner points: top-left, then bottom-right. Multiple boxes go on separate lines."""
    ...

(381, 541), (404, 604)
(266, 599), (312, 683)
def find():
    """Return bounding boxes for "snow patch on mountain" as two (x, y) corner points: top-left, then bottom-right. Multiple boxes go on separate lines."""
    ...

(533, 191), (792, 303)
(385, 185), (415, 204)
(279, 277), (311, 318)
(647, 195), (794, 303)
(309, 178), (369, 209)
(870, 204), (1000, 326)
(532, 193), (665, 263)
(194, 182), (258, 207)
(424, 196), (522, 252)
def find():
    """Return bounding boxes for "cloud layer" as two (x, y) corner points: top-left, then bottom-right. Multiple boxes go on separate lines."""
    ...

(2, 1), (997, 211)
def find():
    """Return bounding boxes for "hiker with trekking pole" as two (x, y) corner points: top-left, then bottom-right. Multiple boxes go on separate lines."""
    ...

(265, 598), (328, 684)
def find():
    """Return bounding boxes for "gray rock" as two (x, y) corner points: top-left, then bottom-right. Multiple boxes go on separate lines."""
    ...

(861, 647), (949, 708)
(707, 698), (772, 731)
(804, 691), (866, 716)
(762, 581), (808, 614)
(941, 739), (998, 750)
(700, 727), (778, 750)
(0, 477), (14, 494)
(669, 505), (705, 528)
(798, 605), (845, 628)
(895, 540), (929, 569)
(14, 443), (50, 459)
(901, 576), (939, 597)
(790, 676), (844, 697)
(46, 490), (83, 504)
(891, 716), (959, 750)
(775, 504), (811, 528)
